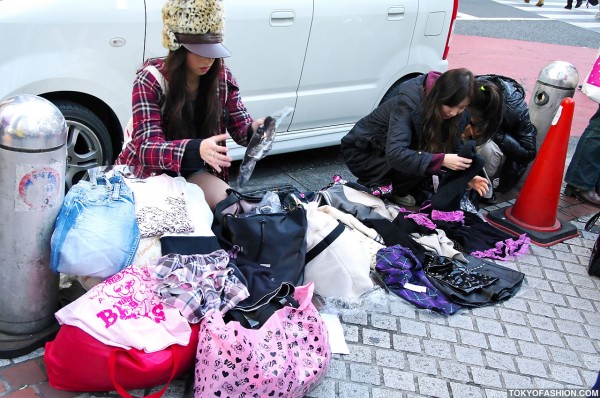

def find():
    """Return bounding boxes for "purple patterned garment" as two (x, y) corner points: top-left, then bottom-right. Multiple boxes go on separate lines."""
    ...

(470, 233), (531, 260)
(375, 245), (461, 315)
(431, 209), (465, 224)
(404, 212), (437, 230)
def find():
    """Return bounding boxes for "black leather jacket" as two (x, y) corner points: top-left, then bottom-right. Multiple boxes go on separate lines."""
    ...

(476, 74), (537, 192)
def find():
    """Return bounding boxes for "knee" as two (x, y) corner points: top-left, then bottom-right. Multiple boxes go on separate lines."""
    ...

(186, 172), (230, 211)
(203, 187), (229, 211)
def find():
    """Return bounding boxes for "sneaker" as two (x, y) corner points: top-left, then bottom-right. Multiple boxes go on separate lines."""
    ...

(480, 193), (498, 206)
(389, 193), (416, 207)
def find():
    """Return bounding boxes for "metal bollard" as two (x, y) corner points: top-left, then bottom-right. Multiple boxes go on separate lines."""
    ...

(528, 61), (579, 150)
(0, 95), (66, 358)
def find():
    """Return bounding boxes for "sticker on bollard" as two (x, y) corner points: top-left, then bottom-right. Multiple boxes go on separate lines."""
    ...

(16, 164), (62, 211)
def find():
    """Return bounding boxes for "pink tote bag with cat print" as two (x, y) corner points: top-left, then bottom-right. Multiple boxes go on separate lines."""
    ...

(194, 283), (331, 398)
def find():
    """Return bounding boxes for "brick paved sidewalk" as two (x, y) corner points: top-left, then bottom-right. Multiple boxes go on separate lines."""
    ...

(306, 201), (599, 398)
(2, 131), (600, 398)
(0, 192), (598, 398)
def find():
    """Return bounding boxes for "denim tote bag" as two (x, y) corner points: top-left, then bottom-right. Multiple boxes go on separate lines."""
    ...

(50, 172), (140, 278)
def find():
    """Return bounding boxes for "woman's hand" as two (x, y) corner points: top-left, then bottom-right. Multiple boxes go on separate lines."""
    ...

(442, 154), (472, 170)
(200, 133), (232, 173)
(468, 176), (490, 196)
(251, 118), (266, 134)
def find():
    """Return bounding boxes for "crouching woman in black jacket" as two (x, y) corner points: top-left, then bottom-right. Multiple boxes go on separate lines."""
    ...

(340, 68), (490, 207)
(465, 75), (537, 201)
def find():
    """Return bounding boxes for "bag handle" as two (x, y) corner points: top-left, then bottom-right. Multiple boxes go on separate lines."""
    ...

(226, 188), (265, 202)
(254, 295), (299, 326)
(305, 221), (345, 263)
(222, 283), (315, 329)
(225, 294), (300, 329)
(293, 282), (316, 311)
(215, 189), (263, 217)
(108, 346), (180, 398)
(585, 211), (600, 232)
(145, 64), (168, 93)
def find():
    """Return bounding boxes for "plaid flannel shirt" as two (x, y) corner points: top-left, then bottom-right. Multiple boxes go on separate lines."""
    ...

(116, 58), (253, 182)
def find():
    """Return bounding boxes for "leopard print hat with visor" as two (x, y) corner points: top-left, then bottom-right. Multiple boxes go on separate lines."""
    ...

(162, 0), (231, 58)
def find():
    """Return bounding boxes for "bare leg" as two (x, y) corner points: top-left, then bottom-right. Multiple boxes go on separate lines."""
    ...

(186, 171), (230, 211)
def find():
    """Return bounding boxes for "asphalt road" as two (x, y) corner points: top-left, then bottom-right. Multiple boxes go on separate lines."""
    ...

(229, 0), (600, 195)
(457, 0), (599, 47)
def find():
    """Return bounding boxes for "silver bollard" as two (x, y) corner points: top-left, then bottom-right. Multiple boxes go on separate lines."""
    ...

(0, 95), (66, 358)
(528, 61), (579, 150)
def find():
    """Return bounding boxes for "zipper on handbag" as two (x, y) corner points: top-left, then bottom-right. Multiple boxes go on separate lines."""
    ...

(257, 219), (266, 259)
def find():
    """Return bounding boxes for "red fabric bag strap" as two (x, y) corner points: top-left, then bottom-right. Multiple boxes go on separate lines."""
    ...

(108, 347), (180, 398)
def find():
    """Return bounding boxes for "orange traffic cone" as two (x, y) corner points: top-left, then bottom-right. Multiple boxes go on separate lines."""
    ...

(485, 97), (579, 247)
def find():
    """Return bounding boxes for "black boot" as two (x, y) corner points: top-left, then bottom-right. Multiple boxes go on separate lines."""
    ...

(565, 0), (573, 8)
(575, 0), (583, 7)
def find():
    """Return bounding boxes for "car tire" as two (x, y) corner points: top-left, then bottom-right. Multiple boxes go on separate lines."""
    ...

(379, 74), (424, 106)
(54, 100), (113, 190)
(380, 80), (403, 106)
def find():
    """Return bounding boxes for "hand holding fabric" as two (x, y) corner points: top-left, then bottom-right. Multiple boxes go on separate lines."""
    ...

(237, 106), (294, 187)
(443, 154), (473, 171)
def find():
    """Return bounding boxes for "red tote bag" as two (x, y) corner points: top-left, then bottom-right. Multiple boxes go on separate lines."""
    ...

(44, 322), (199, 397)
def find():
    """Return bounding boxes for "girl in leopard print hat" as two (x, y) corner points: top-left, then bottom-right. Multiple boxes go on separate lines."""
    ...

(117, 0), (266, 210)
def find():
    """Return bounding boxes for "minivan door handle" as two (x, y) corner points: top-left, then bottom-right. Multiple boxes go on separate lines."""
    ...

(387, 6), (405, 20)
(270, 10), (295, 27)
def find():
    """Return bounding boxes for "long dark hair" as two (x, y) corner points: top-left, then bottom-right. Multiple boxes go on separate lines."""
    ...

(469, 79), (504, 145)
(421, 68), (474, 153)
(163, 47), (223, 140)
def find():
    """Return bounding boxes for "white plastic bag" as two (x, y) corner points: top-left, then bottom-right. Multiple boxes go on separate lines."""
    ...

(237, 106), (294, 187)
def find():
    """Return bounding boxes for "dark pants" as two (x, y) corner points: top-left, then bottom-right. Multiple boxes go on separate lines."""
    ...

(341, 143), (429, 201)
(342, 139), (484, 210)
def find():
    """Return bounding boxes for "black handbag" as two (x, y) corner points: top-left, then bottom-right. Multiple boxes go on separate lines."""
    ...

(212, 188), (308, 287)
(585, 211), (600, 277)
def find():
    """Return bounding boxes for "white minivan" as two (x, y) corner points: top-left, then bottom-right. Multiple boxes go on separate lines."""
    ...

(0, 0), (458, 188)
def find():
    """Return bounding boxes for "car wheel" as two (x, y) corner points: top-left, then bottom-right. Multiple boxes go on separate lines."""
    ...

(379, 74), (423, 106)
(379, 81), (403, 106)
(54, 101), (113, 190)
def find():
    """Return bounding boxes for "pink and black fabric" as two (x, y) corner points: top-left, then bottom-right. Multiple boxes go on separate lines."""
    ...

(194, 283), (330, 397)
(433, 212), (530, 260)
